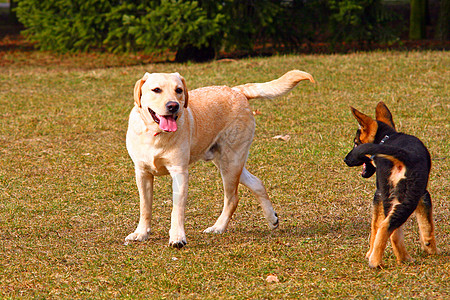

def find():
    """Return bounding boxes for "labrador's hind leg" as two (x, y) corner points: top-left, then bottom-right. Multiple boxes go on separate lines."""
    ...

(203, 119), (256, 234)
(203, 158), (243, 234)
(239, 167), (278, 229)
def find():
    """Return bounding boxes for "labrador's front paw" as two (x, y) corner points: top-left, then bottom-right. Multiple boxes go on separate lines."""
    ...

(169, 239), (187, 249)
(169, 229), (187, 249)
(125, 228), (150, 242)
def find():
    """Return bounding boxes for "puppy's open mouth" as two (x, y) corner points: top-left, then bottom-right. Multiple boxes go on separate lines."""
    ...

(148, 108), (178, 132)
(361, 161), (376, 178)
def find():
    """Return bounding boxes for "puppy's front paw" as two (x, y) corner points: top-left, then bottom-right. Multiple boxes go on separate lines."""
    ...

(125, 230), (150, 242)
(365, 249), (372, 260)
(396, 255), (413, 265)
(421, 240), (438, 255)
(368, 255), (384, 269)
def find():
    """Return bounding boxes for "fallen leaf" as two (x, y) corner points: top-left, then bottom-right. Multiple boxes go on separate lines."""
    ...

(266, 274), (279, 283)
(253, 109), (262, 116)
(272, 134), (291, 141)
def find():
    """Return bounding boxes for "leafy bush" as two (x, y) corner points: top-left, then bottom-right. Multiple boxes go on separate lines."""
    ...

(15, 1), (112, 52)
(16, 0), (225, 53)
(327, 0), (399, 42)
(15, 0), (401, 56)
(264, 0), (330, 51)
(218, 0), (281, 51)
(103, 1), (224, 53)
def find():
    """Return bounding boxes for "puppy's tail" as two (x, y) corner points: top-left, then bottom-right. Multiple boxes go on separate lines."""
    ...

(232, 70), (315, 100)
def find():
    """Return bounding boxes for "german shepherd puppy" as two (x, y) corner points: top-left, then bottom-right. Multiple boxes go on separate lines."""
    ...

(344, 102), (437, 268)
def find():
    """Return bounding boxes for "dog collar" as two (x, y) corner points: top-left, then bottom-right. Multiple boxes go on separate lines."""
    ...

(380, 135), (390, 144)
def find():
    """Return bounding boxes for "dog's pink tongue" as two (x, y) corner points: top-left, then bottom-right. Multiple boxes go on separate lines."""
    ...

(158, 115), (177, 132)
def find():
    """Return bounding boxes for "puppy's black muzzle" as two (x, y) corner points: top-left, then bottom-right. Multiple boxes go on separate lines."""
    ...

(344, 149), (362, 167)
(344, 149), (377, 178)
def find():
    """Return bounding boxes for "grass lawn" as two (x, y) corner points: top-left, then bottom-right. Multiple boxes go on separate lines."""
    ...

(0, 50), (449, 298)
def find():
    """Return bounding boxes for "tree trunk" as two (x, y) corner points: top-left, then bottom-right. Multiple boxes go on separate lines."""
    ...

(410, 0), (427, 40)
(436, 0), (450, 40)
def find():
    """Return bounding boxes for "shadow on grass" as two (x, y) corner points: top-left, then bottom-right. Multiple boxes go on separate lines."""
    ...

(229, 218), (371, 241)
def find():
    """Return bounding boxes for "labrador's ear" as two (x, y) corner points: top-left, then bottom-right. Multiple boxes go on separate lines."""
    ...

(375, 101), (396, 130)
(175, 73), (189, 108)
(133, 73), (150, 107)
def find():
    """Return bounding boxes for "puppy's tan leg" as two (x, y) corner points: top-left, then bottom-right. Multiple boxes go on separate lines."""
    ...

(368, 217), (391, 268)
(390, 226), (413, 264)
(415, 191), (438, 254)
(366, 193), (384, 259)
(369, 197), (401, 268)
(125, 168), (154, 242)
(168, 168), (189, 248)
(369, 194), (419, 268)
(239, 167), (278, 229)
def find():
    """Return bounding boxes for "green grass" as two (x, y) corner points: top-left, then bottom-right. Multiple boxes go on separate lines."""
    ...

(0, 51), (449, 298)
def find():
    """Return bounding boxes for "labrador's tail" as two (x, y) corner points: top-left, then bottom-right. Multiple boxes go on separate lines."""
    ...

(232, 70), (315, 100)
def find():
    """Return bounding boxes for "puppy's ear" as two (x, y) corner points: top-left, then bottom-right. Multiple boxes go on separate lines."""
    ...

(176, 73), (189, 108)
(351, 106), (378, 143)
(375, 101), (396, 130)
(351, 107), (373, 128)
(133, 73), (149, 108)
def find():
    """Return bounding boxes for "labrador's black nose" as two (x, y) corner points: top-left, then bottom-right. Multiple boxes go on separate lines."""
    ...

(166, 101), (180, 114)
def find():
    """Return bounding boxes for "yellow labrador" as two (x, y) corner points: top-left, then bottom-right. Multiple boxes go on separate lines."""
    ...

(126, 70), (314, 248)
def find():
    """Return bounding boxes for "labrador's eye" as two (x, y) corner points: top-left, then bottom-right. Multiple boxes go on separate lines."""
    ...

(175, 88), (183, 94)
(152, 88), (162, 93)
